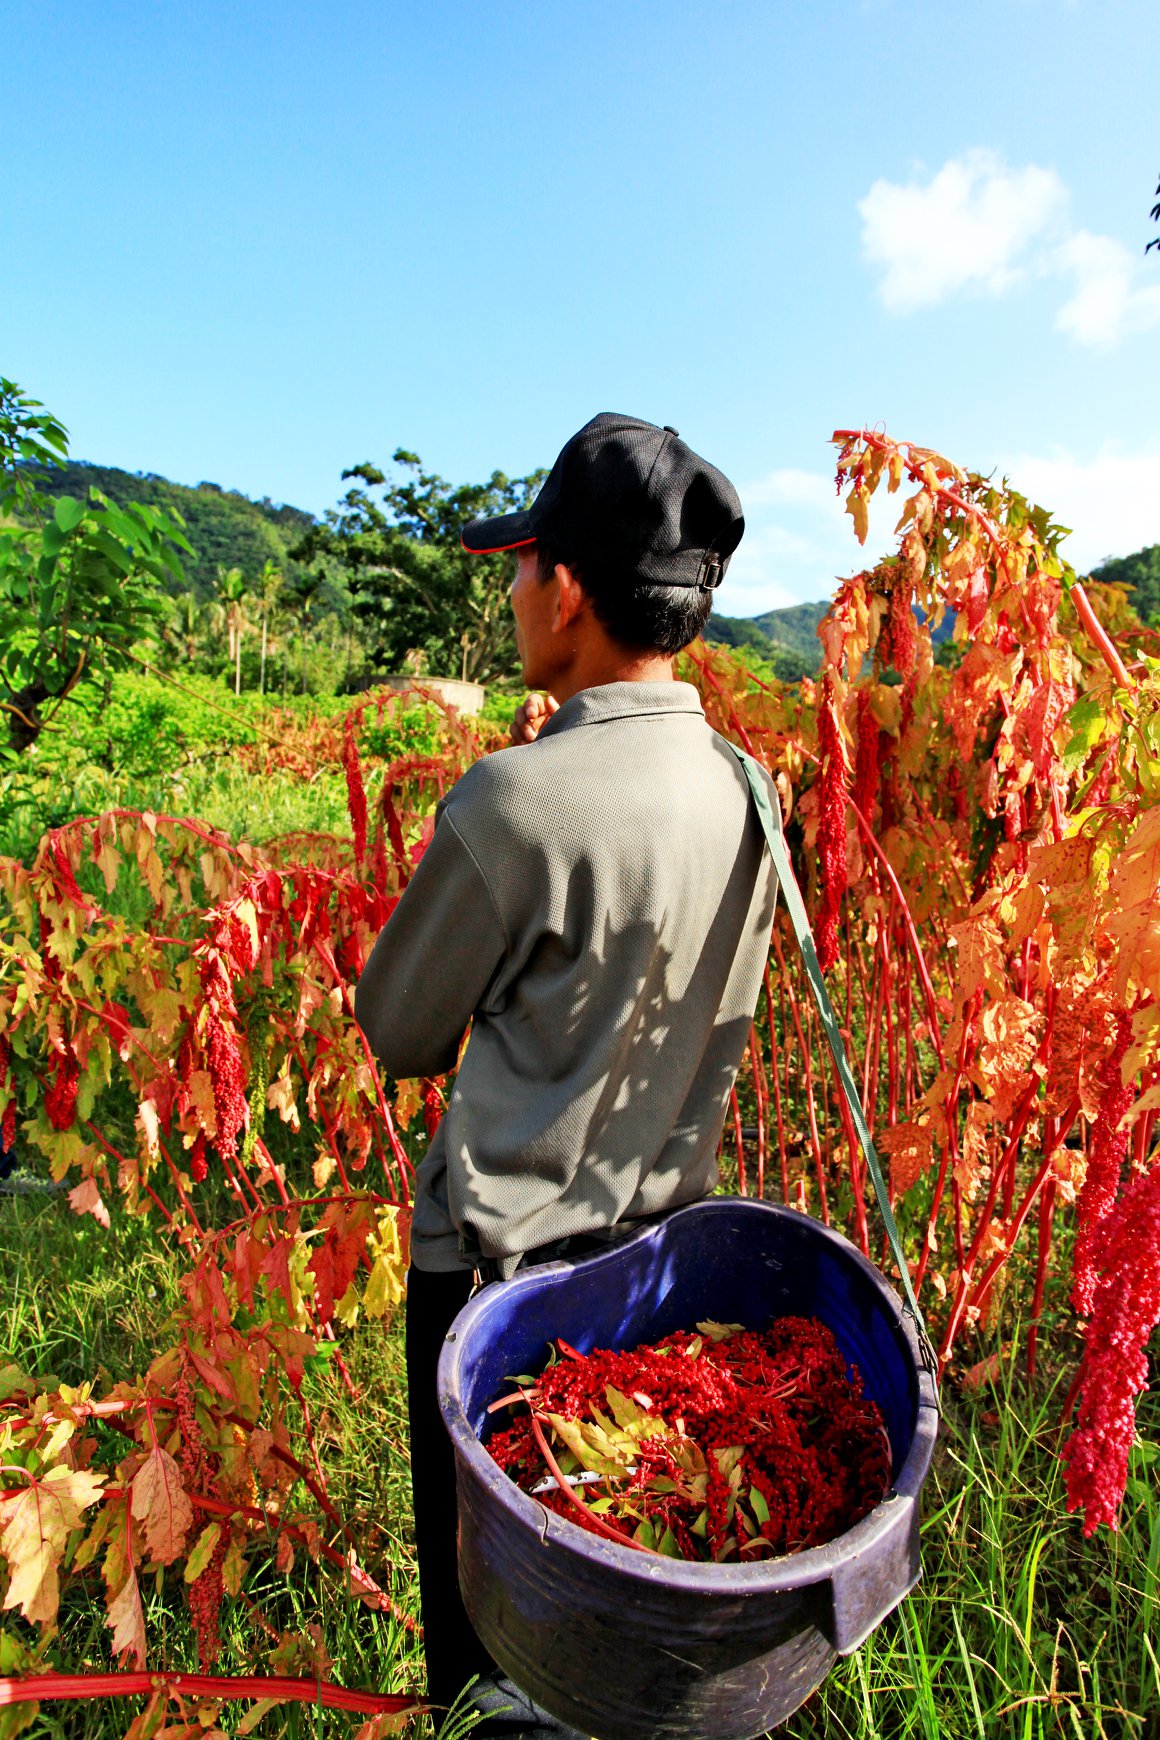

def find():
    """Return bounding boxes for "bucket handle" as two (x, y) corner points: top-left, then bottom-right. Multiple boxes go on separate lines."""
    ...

(731, 746), (941, 1402)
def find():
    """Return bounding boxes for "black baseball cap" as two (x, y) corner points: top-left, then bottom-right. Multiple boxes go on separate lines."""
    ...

(460, 413), (744, 591)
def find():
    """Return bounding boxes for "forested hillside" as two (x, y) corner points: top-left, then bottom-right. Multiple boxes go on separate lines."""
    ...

(32, 460), (320, 599)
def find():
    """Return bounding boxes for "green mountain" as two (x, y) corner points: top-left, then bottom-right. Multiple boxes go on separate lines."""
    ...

(31, 460), (321, 601)
(705, 602), (827, 678)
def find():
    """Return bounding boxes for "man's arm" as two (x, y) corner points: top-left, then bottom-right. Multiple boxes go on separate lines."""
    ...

(353, 807), (507, 1080)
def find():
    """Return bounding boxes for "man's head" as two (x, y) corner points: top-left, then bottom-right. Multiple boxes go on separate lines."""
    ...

(461, 414), (745, 690)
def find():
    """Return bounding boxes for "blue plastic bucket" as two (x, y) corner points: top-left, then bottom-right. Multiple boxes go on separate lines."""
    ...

(438, 1197), (938, 1740)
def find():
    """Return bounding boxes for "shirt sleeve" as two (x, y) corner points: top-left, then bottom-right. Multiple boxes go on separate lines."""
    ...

(353, 807), (507, 1080)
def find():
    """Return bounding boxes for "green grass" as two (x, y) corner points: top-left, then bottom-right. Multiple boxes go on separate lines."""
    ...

(4, 1188), (1159, 1739)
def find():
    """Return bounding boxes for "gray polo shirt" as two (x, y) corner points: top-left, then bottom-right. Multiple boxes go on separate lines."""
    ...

(354, 680), (778, 1275)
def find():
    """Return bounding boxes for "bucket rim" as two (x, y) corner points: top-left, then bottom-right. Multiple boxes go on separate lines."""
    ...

(438, 1196), (939, 1594)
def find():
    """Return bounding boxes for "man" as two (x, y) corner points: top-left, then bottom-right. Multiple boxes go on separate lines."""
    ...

(354, 413), (779, 1736)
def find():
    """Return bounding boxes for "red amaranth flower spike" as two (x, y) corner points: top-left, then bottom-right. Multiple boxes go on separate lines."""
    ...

(1071, 1011), (1134, 1318)
(1062, 1153), (1160, 1535)
(343, 724), (368, 871)
(45, 1049), (80, 1132)
(889, 578), (916, 678)
(852, 690), (881, 824)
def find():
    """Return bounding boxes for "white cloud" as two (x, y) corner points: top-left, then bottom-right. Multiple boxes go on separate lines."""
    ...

(859, 150), (1160, 347)
(742, 467), (836, 510)
(1054, 231), (1160, 348)
(858, 149), (1066, 313)
(997, 447), (1160, 572)
(718, 465), (898, 615)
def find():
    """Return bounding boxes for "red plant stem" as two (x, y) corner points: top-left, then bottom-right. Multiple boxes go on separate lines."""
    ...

(913, 1009), (974, 1297)
(937, 1074), (1044, 1361)
(762, 966), (790, 1205)
(524, 1406), (658, 1555)
(79, 1118), (180, 1234)
(252, 1135), (292, 1210)
(943, 1095), (1080, 1366)
(286, 1031), (366, 1194)
(1026, 1176), (1057, 1383)
(317, 947), (414, 1203)
(867, 931), (885, 1139)
(55, 807), (245, 860)
(828, 1046), (870, 1257)
(729, 1087), (747, 1197)
(0, 1672), (422, 1717)
(1070, 583), (1136, 689)
(951, 1176), (965, 1272)
(881, 916), (898, 1131)
(748, 1028), (767, 1199)
(847, 796), (945, 1068)
(772, 931), (829, 1225)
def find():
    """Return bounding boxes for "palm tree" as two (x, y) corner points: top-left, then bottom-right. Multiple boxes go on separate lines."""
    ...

(255, 559), (283, 696)
(215, 566), (250, 696)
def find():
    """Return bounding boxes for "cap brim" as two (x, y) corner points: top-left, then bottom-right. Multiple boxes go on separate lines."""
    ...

(461, 510), (537, 555)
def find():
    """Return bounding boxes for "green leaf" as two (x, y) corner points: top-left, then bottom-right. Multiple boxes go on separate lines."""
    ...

(633, 1518), (657, 1551)
(52, 496), (85, 533)
(657, 1527), (683, 1559)
(749, 1484), (770, 1527)
(183, 1520), (222, 1583)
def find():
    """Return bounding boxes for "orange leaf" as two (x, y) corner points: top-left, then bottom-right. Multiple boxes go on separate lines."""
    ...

(131, 1442), (193, 1566)
(68, 1175), (111, 1228)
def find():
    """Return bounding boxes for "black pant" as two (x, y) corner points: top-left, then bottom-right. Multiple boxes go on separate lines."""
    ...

(405, 1265), (497, 1711)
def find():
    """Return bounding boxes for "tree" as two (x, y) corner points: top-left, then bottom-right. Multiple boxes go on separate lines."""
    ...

(255, 558), (283, 695)
(296, 451), (546, 685)
(1148, 167), (1160, 254)
(1091, 543), (1160, 627)
(285, 567), (326, 693)
(0, 376), (189, 753)
(215, 565), (250, 696)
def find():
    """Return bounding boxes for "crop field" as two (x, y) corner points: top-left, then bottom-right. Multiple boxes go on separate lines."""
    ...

(2, 421), (1159, 1739)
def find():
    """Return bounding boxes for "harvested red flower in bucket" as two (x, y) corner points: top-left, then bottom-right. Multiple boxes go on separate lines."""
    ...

(486, 1316), (891, 1562)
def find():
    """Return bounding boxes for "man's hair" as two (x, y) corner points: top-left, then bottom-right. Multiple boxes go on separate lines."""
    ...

(535, 542), (714, 656)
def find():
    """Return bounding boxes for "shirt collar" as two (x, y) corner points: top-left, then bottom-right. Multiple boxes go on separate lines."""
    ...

(536, 680), (705, 740)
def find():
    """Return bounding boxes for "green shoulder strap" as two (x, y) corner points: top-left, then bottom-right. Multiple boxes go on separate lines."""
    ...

(731, 745), (940, 1394)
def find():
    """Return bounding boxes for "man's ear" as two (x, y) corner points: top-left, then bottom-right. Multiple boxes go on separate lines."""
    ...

(551, 564), (589, 633)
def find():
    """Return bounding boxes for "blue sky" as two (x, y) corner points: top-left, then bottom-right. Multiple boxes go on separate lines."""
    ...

(3, 0), (1157, 614)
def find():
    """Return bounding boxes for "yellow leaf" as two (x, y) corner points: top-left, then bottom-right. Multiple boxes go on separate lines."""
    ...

(846, 485), (869, 546)
(0, 1466), (105, 1625)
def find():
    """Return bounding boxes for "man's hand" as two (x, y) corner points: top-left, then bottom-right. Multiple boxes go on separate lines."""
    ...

(509, 692), (559, 746)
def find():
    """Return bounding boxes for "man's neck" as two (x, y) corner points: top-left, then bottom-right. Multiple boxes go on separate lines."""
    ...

(547, 648), (675, 709)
